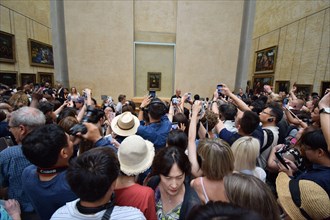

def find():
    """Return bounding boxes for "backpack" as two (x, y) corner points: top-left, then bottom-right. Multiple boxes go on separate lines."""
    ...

(260, 128), (274, 154)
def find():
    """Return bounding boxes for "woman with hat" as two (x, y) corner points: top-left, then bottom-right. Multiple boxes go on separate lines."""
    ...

(147, 146), (201, 220)
(115, 135), (157, 220)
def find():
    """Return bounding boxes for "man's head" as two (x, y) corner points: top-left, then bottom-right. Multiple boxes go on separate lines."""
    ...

(236, 111), (260, 135)
(66, 147), (120, 202)
(259, 102), (283, 125)
(75, 97), (85, 109)
(118, 94), (126, 104)
(147, 98), (167, 121)
(22, 124), (73, 168)
(289, 99), (304, 110)
(219, 103), (237, 121)
(175, 89), (181, 97)
(8, 106), (45, 144)
(38, 101), (56, 124)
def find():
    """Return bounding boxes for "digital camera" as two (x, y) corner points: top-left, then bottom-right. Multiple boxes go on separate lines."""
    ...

(69, 106), (96, 136)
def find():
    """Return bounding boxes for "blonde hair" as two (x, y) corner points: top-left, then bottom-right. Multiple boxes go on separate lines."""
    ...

(197, 138), (234, 180)
(231, 136), (260, 172)
(224, 173), (280, 220)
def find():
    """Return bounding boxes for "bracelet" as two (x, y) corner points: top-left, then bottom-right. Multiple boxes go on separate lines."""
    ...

(139, 106), (145, 111)
(212, 101), (217, 104)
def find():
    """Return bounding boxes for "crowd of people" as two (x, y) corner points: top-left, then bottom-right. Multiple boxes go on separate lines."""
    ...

(0, 81), (329, 220)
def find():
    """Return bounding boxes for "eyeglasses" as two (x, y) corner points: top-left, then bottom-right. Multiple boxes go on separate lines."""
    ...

(7, 125), (18, 129)
(261, 111), (275, 117)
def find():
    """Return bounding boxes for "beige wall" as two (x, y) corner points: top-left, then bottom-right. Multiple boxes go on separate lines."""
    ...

(250, 1), (330, 94)
(0, 0), (53, 85)
(63, 0), (244, 101)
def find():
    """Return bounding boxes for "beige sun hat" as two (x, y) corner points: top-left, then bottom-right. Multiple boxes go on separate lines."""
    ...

(276, 172), (330, 220)
(111, 112), (140, 137)
(118, 135), (155, 176)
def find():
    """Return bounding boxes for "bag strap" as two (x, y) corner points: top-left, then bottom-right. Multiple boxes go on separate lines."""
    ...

(260, 128), (274, 154)
(101, 194), (116, 220)
(289, 179), (312, 220)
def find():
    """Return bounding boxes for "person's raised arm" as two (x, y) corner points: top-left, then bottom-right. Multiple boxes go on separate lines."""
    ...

(221, 84), (250, 112)
(138, 95), (152, 121)
(54, 100), (69, 116)
(167, 100), (174, 122)
(283, 107), (307, 128)
(211, 90), (219, 114)
(289, 84), (298, 100)
(188, 101), (203, 177)
(318, 89), (330, 152)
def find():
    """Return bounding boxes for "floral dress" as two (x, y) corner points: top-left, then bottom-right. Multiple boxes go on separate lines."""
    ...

(155, 187), (182, 220)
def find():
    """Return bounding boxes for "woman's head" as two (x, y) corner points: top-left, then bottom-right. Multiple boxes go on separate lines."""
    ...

(166, 130), (188, 151)
(151, 146), (191, 196)
(231, 136), (260, 171)
(71, 87), (77, 94)
(151, 146), (191, 177)
(224, 173), (280, 220)
(197, 139), (234, 180)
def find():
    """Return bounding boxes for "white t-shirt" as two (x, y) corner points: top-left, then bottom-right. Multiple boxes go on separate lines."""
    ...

(51, 199), (146, 220)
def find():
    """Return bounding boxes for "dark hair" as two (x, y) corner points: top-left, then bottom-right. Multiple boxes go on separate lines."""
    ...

(66, 147), (120, 202)
(57, 107), (77, 123)
(240, 111), (260, 135)
(150, 146), (191, 177)
(172, 113), (189, 134)
(148, 98), (167, 120)
(297, 126), (328, 154)
(22, 124), (68, 168)
(194, 94), (200, 100)
(249, 100), (265, 115)
(167, 130), (188, 151)
(267, 102), (283, 124)
(219, 103), (237, 121)
(187, 201), (263, 220)
(87, 108), (105, 124)
(118, 94), (126, 102)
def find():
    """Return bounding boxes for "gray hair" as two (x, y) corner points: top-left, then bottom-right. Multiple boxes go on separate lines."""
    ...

(10, 107), (46, 131)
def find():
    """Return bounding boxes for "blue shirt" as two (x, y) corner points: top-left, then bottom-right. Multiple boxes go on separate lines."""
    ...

(0, 145), (34, 212)
(137, 116), (172, 151)
(22, 165), (77, 220)
(296, 164), (330, 197)
(95, 137), (118, 153)
(219, 125), (264, 146)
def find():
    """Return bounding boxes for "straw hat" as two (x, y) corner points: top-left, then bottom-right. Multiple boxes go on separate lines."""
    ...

(276, 172), (330, 220)
(118, 135), (155, 176)
(111, 112), (139, 137)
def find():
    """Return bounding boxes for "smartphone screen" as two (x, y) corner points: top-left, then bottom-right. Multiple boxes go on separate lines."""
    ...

(171, 122), (178, 130)
(217, 84), (222, 95)
(149, 91), (156, 98)
(275, 152), (289, 169)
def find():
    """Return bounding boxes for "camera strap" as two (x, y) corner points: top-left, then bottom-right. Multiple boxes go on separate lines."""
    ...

(37, 166), (68, 175)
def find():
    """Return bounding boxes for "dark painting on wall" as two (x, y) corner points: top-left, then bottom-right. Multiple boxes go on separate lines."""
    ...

(253, 74), (274, 94)
(0, 71), (18, 87)
(255, 46), (277, 73)
(275, 81), (290, 94)
(28, 39), (54, 68)
(0, 31), (15, 63)
(148, 72), (161, 91)
(38, 72), (54, 86)
(20, 73), (36, 86)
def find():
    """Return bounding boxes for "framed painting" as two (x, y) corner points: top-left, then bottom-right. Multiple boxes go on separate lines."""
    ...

(255, 46), (277, 73)
(295, 84), (313, 96)
(28, 39), (54, 68)
(147, 72), (161, 91)
(0, 31), (16, 63)
(38, 72), (54, 86)
(252, 74), (274, 94)
(20, 73), (36, 86)
(275, 81), (290, 94)
(0, 71), (18, 87)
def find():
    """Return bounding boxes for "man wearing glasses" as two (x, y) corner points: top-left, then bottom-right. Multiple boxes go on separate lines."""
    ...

(0, 106), (45, 219)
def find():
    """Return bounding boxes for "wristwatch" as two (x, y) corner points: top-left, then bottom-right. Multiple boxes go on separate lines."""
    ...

(319, 107), (330, 114)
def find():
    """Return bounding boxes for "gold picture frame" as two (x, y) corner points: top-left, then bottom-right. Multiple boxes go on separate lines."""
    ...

(28, 39), (54, 68)
(255, 46), (277, 73)
(147, 72), (161, 91)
